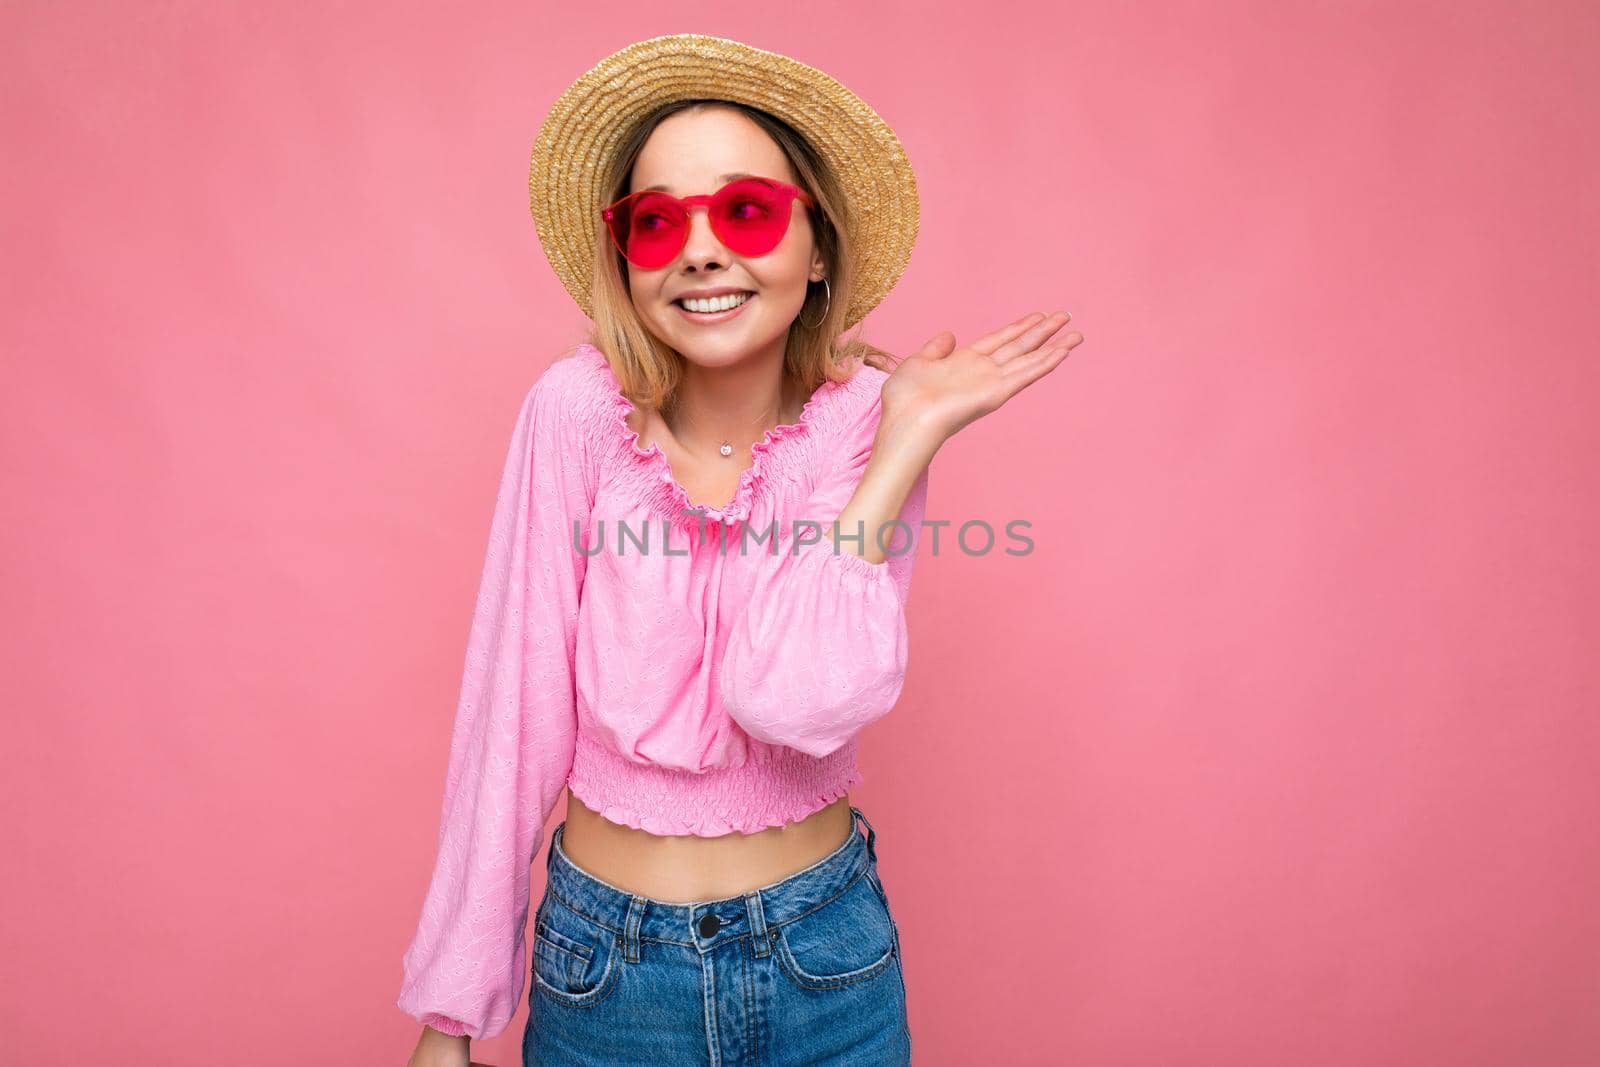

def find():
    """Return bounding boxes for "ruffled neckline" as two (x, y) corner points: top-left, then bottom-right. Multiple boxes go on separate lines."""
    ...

(587, 344), (863, 526)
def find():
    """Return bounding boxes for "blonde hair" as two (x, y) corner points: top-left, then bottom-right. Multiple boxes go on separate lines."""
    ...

(581, 99), (899, 413)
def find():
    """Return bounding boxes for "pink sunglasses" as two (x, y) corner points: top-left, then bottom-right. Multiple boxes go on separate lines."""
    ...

(602, 176), (816, 270)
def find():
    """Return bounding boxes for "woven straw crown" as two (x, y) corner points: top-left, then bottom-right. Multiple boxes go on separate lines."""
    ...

(528, 33), (919, 330)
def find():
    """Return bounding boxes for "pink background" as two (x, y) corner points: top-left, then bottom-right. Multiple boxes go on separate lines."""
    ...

(3, 3), (1596, 1065)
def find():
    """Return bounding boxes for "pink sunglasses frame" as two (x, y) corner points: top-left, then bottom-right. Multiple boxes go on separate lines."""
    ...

(601, 176), (817, 269)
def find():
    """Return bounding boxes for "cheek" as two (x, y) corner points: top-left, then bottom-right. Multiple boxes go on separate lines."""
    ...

(746, 212), (816, 291)
(627, 267), (670, 310)
(749, 245), (815, 293)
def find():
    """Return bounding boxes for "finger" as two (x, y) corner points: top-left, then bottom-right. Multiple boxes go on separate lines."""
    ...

(916, 330), (959, 360)
(1007, 332), (1083, 372)
(967, 311), (1046, 356)
(999, 337), (1077, 389)
(967, 311), (1049, 356)
(991, 311), (1072, 366)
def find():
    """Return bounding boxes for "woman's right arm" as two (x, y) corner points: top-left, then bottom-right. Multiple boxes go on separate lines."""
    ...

(396, 367), (593, 1050)
(405, 1025), (469, 1067)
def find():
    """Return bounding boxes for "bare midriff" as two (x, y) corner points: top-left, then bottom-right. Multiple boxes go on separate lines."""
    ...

(558, 786), (857, 903)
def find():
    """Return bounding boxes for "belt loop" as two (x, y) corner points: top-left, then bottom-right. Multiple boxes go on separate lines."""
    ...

(851, 805), (878, 863)
(744, 890), (771, 958)
(623, 895), (646, 964)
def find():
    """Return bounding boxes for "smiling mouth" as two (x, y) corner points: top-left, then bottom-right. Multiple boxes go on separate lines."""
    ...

(673, 292), (756, 319)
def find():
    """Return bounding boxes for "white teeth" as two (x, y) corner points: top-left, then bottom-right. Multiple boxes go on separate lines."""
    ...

(679, 292), (752, 313)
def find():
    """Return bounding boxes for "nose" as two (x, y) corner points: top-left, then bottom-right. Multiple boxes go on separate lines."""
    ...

(677, 204), (730, 272)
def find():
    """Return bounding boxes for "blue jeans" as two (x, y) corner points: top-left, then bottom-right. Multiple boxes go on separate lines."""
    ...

(523, 806), (911, 1066)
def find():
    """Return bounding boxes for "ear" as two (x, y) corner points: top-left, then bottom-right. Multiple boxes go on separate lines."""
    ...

(808, 251), (827, 283)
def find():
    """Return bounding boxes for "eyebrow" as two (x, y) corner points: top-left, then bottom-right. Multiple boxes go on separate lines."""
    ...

(640, 172), (753, 194)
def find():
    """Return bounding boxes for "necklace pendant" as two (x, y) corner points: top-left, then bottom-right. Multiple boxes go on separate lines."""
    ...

(718, 442), (734, 457)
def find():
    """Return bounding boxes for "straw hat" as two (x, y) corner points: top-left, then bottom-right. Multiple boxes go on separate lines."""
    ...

(528, 33), (920, 330)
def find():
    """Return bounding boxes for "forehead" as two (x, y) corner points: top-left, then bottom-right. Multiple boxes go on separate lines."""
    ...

(630, 108), (795, 195)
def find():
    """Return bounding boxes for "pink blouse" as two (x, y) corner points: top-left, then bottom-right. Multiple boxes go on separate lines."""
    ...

(396, 343), (929, 1040)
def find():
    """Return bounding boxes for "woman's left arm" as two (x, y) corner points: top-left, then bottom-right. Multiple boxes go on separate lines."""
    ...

(719, 310), (1084, 756)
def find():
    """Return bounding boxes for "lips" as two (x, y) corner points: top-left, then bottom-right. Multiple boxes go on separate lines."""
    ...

(673, 293), (756, 324)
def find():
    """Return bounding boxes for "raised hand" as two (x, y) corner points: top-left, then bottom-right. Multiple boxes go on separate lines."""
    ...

(881, 311), (1083, 445)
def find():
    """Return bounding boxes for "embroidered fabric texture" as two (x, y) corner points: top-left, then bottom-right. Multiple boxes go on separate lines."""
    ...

(396, 343), (929, 1040)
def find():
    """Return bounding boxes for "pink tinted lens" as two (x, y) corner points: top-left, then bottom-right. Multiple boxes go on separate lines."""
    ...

(614, 192), (685, 269)
(710, 179), (792, 257)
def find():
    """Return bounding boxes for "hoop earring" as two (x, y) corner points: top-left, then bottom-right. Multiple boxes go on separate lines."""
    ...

(798, 277), (832, 329)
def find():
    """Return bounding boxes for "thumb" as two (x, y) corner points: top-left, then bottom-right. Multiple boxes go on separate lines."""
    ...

(919, 331), (958, 360)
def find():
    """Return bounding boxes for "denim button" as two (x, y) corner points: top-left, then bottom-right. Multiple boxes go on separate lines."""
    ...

(698, 912), (721, 937)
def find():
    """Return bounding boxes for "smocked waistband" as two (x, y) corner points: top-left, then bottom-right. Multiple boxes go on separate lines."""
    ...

(564, 727), (864, 837)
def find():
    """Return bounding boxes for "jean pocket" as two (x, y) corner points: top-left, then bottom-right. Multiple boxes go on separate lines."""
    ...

(770, 868), (899, 991)
(531, 892), (622, 1007)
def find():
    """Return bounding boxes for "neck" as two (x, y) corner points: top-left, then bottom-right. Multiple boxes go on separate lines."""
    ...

(668, 349), (803, 441)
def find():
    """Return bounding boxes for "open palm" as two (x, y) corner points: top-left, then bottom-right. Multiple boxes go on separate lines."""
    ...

(881, 311), (1083, 442)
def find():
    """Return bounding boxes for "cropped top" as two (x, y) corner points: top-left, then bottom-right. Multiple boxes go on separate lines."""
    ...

(395, 343), (929, 1040)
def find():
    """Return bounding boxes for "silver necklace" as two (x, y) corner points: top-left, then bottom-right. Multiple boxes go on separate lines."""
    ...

(669, 395), (784, 458)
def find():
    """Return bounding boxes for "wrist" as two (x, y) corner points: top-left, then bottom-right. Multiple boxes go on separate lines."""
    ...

(873, 405), (944, 467)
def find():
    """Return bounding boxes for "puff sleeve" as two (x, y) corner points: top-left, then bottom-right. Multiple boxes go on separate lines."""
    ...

(396, 371), (591, 1041)
(719, 389), (930, 758)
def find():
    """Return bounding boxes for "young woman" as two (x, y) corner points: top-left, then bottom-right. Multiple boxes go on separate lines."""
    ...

(398, 35), (1083, 1067)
